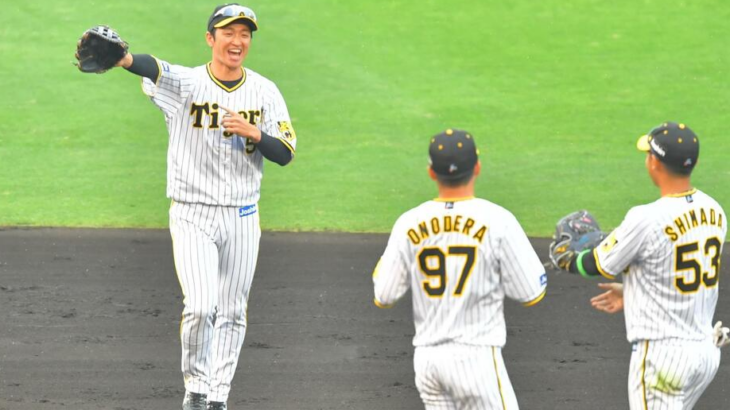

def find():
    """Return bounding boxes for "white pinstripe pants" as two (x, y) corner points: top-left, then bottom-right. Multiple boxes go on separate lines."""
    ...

(628, 339), (720, 410)
(170, 202), (261, 403)
(414, 344), (519, 410)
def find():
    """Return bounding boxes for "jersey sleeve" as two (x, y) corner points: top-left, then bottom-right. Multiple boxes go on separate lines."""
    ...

(593, 207), (650, 279)
(498, 212), (547, 306)
(140, 58), (193, 118)
(373, 216), (411, 308)
(261, 83), (296, 154)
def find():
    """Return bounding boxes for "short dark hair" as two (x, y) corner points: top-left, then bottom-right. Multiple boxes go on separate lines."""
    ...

(434, 168), (474, 187)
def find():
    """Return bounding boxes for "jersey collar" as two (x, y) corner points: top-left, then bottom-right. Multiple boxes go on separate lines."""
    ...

(206, 63), (246, 93)
(433, 196), (475, 202)
(664, 188), (697, 198)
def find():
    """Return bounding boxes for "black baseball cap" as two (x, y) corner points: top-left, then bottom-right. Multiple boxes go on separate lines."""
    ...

(429, 129), (479, 180)
(636, 122), (699, 175)
(208, 4), (258, 33)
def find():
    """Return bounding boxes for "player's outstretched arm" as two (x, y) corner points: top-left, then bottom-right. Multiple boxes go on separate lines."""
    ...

(116, 53), (133, 68)
(121, 54), (161, 82)
(590, 283), (624, 314)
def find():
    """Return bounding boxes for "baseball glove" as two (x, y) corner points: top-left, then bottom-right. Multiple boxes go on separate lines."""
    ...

(548, 210), (606, 271)
(74, 25), (128, 74)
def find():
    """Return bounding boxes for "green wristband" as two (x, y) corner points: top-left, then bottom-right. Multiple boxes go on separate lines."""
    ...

(576, 249), (594, 279)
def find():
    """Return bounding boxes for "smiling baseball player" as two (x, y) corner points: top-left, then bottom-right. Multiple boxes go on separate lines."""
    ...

(550, 122), (726, 409)
(76, 4), (296, 410)
(373, 129), (547, 409)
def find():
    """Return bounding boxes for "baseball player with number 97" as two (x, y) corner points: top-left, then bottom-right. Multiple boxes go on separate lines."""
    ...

(75, 4), (297, 410)
(549, 122), (726, 409)
(374, 129), (547, 409)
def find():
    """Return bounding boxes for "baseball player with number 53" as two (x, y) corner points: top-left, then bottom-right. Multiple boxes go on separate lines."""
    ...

(373, 129), (547, 409)
(549, 122), (726, 409)
(76, 4), (297, 410)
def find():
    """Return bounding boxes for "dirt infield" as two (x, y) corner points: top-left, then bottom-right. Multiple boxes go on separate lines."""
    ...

(0, 228), (727, 409)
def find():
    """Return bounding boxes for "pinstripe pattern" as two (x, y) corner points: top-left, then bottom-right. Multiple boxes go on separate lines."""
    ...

(414, 344), (518, 409)
(595, 190), (726, 343)
(595, 190), (726, 409)
(374, 198), (547, 347)
(375, 198), (545, 408)
(170, 201), (261, 402)
(628, 339), (720, 409)
(141, 59), (296, 206)
(139, 56), (292, 403)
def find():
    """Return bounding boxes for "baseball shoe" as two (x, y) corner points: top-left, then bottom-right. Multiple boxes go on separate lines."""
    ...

(182, 392), (207, 410)
(207, 402), (227, 410)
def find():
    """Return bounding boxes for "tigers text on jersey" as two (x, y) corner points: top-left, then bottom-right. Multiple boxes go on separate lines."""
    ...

(141, 59), (297, 206)
(594, 189), (726, 343)
(373, 197), (547, 347)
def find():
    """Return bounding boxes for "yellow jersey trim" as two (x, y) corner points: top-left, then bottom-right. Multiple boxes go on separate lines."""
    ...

(206, 63), (246, 92)
(277, 136), (296, 154)
(373, 298), (394, 309)
(664, 188), (697, 198)
(372, 260), (381, 279)
(151, 55), (163, 85)
(593, 248), (616, 279)
(433, 196), (475, 203)
(522, 289), (546, 307)
(492, 347), (507, 409)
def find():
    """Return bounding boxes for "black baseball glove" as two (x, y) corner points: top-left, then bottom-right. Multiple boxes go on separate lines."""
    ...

(74, 25), (129, 74)
(548, 210), (606, 271)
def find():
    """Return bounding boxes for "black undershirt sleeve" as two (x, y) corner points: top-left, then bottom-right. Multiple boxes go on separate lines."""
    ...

(256, 132), (293, 166)
(568, 248), (602, 277)
(124, 54), (160, 82)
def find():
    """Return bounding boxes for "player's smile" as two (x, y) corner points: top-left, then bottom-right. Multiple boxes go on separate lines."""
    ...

(227, 47), (243, 64)
(207, 22), (251, 74)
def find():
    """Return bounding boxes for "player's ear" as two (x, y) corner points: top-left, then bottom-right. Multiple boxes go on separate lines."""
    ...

(206, 31), (215, 47)
(473, 161), (481, 177)
(646, 153), (658, 171)
(653, 156), (665, 173)
(428, 166), (438, 181)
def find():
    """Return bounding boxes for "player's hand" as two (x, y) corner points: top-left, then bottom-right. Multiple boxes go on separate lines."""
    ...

(220, 105), (261, 143)
(713, 321), (730, 348)
(590, 283), (624, 314)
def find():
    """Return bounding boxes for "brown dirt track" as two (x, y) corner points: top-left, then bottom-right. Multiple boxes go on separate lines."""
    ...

(0, 228), (728, 410)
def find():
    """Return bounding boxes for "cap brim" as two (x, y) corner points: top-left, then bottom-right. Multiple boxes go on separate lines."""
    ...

(636, 134), (651, 152)
(214, 16), (258, 31)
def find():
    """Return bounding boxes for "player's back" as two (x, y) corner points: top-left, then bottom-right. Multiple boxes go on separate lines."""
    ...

(394, 197), (546, 348)
(619, 189), (726, 342)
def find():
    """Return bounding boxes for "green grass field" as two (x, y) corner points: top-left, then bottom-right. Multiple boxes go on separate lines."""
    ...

(1, 0), (728, 235)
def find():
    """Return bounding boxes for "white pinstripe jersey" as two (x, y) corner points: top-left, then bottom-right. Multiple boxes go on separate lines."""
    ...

(373, 198), (547, 347)
(141, 58), (296, 206)
(594, 189), (726, 343)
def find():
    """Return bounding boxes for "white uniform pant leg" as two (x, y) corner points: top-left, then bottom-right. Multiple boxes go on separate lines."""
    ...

(170, 202), (220, 395)
(628, 340), (721, 410)
(415, 346), (457, 410)
(415, 345), (519, 410)
(682, 341), (720, 409)
(209, 205), (261, 402)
